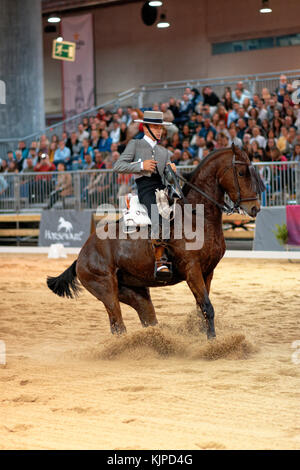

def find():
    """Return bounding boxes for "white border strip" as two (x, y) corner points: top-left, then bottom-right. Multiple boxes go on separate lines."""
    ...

(0, 247), (300, 259)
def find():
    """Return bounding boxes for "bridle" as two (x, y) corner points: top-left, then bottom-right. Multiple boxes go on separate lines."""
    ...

(175, 149), (259, 215)
(219, 152), (259, 212)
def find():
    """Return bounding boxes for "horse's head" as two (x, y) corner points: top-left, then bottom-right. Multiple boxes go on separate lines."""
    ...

(218, 144), (265, 217)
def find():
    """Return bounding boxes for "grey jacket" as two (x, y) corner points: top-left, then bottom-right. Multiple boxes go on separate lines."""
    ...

(113, 138), (172, 179)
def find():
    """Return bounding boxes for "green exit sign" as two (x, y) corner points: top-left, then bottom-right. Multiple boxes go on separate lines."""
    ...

(52, 40), (76, 62)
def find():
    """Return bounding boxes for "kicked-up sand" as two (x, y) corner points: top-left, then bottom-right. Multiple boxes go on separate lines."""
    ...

(0, 254), (299, 450)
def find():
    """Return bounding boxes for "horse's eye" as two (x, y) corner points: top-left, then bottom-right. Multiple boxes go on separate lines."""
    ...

(239, 171), (245, 177)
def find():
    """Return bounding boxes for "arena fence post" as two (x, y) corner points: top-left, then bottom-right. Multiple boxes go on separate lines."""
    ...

(73, 172), (81, 211)
(296, 162), (300, 205)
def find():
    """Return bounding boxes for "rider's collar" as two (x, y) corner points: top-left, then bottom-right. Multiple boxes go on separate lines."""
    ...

(144, 134), (157, 148)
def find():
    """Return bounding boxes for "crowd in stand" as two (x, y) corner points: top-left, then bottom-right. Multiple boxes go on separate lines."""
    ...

(0, 74), (299, 206)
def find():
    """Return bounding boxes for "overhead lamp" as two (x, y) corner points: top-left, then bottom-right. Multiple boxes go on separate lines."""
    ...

(149, 1), (163, 6)
(48, 14), (61, 23)
(259, 0), (272, 13)
(56, 37), (63, 42)
(157, 13), (170, 28)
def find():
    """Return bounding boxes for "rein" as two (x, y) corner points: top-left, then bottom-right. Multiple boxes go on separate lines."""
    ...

(176, 150), (261, 215)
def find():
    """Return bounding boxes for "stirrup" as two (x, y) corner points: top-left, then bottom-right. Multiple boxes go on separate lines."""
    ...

(154, 261), (173, 281)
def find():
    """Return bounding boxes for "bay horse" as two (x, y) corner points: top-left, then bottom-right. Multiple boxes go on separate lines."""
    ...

(47, 144), (265, 339)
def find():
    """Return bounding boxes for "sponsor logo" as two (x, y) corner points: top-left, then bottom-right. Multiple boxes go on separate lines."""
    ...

(44, 216), (83, 242)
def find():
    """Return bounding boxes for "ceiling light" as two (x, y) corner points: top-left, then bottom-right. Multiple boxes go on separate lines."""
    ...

(157, 13), (170, 28)
(48, 14), (61, 23)
(260, 0), (272, 13)
(149, 1), (163, 6)
(56, 37), (63, 42)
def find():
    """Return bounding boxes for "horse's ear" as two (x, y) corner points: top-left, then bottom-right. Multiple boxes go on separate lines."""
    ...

(231, 143), (242, 156)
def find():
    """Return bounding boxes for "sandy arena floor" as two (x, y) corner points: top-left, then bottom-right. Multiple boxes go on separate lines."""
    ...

(0, 254), (299, 450)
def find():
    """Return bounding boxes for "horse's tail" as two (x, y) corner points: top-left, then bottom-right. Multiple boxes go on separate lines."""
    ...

(47, 260), (81, 299)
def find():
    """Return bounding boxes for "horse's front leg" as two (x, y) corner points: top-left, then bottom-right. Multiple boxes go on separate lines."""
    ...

(186, 263), (216, 339)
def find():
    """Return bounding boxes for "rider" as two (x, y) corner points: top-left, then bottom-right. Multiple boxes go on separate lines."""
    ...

(113, 110), (177, 280)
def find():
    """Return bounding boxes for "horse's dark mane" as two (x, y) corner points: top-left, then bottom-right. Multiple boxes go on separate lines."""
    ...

(182, 147), (231, 196)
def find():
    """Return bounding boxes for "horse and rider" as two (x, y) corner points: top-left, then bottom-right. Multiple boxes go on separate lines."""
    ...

(47, 110), (265, 339)
(113, 110), (178, 280)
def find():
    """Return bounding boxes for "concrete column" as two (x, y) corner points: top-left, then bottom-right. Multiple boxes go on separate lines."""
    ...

(0, 0), (45, 139)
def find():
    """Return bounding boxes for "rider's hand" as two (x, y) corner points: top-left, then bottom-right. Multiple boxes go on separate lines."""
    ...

(143, 159), (158, 172)
(168, 162), (177, 173)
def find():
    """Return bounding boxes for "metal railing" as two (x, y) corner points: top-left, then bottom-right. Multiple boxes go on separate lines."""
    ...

(1, 68), (300, 159)
(0, 162), (299, 213)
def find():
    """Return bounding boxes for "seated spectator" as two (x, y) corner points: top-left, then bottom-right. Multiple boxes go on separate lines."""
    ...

(192, 135), (206, 159)
(110, 121), (121, 144)
(228, 125), (243, 148)
(202, 86), (220, 114)
(292, 144), (300, 162)
(15, 150), (24, 172)
(34, 153), (55, 175)
(80, 138), (94, 161)
(22, 157), (35, 173)
(118, 122), (128, 152)
(227, 102), (240, 127)
(272, 117), (283, 138)
(182, 138), (195, 158)
(93, 150), (106, 169)
(66, 132), (82, 159)
(77, 123), (90, 143)
(199, 118), (216, 139)
(7, 161), (18, 173)
(48, 142), (58, 163)
(250, 126), (266, 148)
(23, 147), (38, 171)
(276, 126), (289, 154)
(18, 141), (29, 159)
(54, 139), (72, 168)
(0, 159), (7, 173)
(82, 153), (94, 170)
(222, 89), (233, 111)
(174, 93), (193, 125)
(0, 174), (8, 196)
(237, 118), (247, 140)
(178, 150), (193, 166)
(170, 149), (182, 165)
(47, 162), (73, 209)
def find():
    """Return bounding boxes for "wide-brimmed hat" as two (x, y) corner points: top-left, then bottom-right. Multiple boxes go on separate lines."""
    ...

(134, 110), (171, 126)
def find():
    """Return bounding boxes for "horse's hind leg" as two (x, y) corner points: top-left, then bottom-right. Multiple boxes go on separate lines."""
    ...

(118, 285), (158, 327)
(79, 272), (126, 334)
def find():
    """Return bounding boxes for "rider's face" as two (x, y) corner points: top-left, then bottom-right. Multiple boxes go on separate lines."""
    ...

(145, 124), (163, 141)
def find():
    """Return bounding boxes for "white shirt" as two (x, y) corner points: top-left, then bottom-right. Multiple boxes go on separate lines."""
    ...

(141, 135), (157, 169)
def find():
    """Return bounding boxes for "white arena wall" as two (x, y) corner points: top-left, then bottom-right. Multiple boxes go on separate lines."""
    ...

(43, 0), (300, 114)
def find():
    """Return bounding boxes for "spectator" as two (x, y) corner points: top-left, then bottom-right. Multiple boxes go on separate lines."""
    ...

(47, 162), (72, 209)
(250, 126), (266, 148)
(228, 125), (243, 148)
(77, 123), (89, 143)
(93, 150), (106, 169)
(54, 139), (72, 168)
(110, 121), (121, 144)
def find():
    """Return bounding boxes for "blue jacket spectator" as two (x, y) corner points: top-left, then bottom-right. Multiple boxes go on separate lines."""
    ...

(98, 130), (112, 152)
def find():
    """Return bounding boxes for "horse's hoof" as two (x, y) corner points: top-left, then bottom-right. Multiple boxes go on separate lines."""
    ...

(207, 332), (216, 340)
